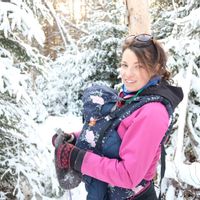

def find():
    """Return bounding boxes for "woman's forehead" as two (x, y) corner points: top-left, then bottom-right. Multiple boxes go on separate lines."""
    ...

(122, 49), (139, 62)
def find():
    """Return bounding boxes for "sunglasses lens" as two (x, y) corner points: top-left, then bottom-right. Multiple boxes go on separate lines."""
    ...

(124, 34), (153, 48)
(135, 34), (153, 42)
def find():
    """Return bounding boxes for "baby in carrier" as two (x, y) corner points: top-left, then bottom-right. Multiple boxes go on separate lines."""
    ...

(75, 84), (122, 200)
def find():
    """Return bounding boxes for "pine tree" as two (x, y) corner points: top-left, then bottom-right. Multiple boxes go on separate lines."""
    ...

(0, 1), (59, 199)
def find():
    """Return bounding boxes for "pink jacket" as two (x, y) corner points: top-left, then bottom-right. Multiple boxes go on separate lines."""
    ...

(81, 102), (169, 189)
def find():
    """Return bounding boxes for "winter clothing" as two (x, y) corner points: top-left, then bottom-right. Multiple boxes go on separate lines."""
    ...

(79, 80), (183, 199)
(54, 79), (183, 199)
(81, 103), (169, 199)
(75, 84), (121, 200)
(132, 181), (158, 200)
(54, 129), (82, 190)
(75, 82), (168, 200)
(56, 143), (76, 170)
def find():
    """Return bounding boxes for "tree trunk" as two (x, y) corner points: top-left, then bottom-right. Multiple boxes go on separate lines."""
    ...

(125, 0), (151, 35)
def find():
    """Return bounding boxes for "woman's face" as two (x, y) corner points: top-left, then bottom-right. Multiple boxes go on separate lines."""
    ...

(120, 48), (153, 92)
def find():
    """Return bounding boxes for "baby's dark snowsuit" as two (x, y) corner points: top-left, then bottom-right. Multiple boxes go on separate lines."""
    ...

(76, 84), (122, 200)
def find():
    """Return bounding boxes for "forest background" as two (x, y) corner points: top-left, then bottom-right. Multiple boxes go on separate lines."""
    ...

(0, 0), (200, 199)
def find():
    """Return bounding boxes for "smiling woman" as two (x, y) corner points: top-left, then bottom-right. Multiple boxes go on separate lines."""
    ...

(52, 34), (183, 200)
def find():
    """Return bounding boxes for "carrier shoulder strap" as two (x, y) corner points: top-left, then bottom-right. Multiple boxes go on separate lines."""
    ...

(95, 95), (173, 152)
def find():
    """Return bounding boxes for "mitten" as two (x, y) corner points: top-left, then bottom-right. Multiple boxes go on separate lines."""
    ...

(55, 142), (86, 172)
(54, 142), (86, 190)
(52, 128), (76, 148)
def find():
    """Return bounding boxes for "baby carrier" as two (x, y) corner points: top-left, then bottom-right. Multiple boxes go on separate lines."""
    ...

(75, 84), (173, 200)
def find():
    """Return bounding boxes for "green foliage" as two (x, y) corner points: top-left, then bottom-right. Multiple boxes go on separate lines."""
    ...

(151, 0), (200, 39)
(78, 22), (126, 85)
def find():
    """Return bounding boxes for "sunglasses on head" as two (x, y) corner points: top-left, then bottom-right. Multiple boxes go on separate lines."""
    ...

(124, 34), (154, 48)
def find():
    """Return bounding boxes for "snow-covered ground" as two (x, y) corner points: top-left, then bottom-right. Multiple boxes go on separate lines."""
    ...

(37, 115), (87, 199)
(57, 183), (87, 200)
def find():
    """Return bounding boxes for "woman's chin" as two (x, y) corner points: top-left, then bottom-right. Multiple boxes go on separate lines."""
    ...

(124, 86), (136, 92)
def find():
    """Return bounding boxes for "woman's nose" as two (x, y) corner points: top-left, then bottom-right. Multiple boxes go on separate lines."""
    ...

(124, 67), (134, 77)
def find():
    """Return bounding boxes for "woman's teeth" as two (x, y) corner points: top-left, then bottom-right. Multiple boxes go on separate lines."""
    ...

(126, 80), (135, 83)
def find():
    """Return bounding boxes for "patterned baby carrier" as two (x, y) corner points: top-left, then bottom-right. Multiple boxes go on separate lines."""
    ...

(75, 84), (173, 200)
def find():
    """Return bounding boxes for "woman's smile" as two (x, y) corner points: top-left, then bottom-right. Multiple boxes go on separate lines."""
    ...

(125, 79), (136, 83)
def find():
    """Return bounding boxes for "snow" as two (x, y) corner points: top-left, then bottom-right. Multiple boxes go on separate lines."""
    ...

(37, 115), (83, 147)
(0, 1), (45, 45)
(0, 0), (200, 199)
(36, 115), (86, 200)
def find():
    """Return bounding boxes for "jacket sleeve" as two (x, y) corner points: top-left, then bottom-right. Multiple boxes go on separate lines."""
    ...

(81, 102), (170, 189)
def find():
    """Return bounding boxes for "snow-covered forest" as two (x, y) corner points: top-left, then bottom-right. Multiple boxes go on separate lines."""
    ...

(0, 0), (200, 199)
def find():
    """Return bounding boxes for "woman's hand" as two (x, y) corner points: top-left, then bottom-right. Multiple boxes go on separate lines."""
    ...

(52, 128), (76, 147)
(52, 129), (85, 172)
(55, 142), (75, 170)
(55, 142), (86, 172)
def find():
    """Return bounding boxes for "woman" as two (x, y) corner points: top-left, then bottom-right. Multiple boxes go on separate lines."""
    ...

(53, 34), (183, 200)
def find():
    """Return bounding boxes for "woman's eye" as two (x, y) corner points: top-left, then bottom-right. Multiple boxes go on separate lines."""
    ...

(120, 63), (128, 68)
(133, 65), (142, 69)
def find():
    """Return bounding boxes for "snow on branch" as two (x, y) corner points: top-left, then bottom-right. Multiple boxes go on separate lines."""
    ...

(0, 52), (31, 103)
(166, 161), (200, 188)
(0, 1), (45, 45)
(174, 56), (193, 163)
(165, 58), (200, 188)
